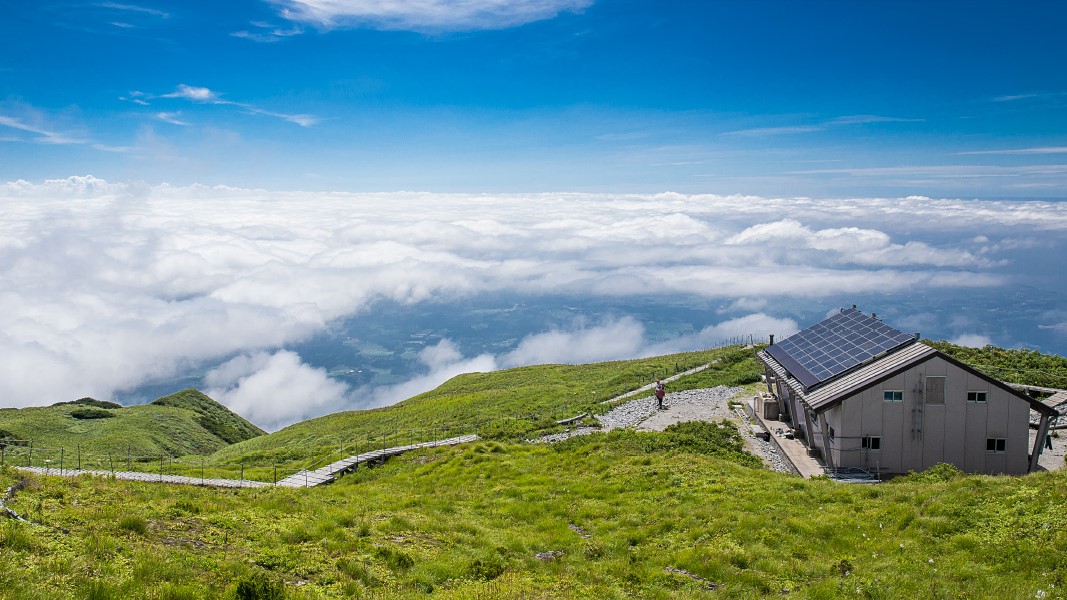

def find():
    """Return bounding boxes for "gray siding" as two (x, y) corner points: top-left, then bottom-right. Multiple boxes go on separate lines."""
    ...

(825, 355), (1031, 475)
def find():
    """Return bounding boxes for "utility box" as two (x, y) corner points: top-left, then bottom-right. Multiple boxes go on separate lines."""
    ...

(755, 392), (780, 420)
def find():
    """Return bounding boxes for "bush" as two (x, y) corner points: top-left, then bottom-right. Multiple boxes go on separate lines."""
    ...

(0, 522), (35, 552)
(896, 463), (965, 483)
(118, 515), (148, 534)
(466, 557), (506, 581)
(234, 571), (285, 600)
(70, 408), (115, 420)
(52, 398), (122, 409)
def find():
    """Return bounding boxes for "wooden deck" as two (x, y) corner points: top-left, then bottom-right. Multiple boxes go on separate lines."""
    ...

(13, 434), (480, 490)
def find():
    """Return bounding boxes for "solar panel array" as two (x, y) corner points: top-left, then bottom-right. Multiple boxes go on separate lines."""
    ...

(765, 308), (916, 391)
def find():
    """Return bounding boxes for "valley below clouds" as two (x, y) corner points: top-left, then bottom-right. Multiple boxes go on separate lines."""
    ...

(2, 176), (1064, 429)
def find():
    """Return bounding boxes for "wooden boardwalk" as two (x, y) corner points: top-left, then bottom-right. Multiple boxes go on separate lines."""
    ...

(15, 466), (272, 488)
(13, 434), (480, 490)
(276, 434), (479, 488)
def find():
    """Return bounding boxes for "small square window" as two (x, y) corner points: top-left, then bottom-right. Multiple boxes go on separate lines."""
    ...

(883, 390), (903, 403)
(862, 436), (881, 450)
(968, 391), (988, 403)
(986, 438), (1006, 453)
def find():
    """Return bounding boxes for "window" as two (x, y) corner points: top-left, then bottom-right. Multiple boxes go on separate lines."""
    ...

(967, 391), (988, 403)
(883, 390), (903, 403)
(861, 436), (881, 450)
(925, 376), (945, 404)
(986, 438), (1006, 453)
(828, 427), (835, 441)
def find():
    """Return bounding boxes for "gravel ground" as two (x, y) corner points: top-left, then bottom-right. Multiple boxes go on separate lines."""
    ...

(532, 386), (796, 474)
(1030, 428), (1066, 471)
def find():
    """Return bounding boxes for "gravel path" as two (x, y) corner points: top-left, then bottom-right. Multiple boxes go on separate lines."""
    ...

(532, 386), (795, 473)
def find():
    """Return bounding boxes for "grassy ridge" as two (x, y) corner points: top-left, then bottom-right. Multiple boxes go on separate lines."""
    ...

(928, 339), (1067, 389)
(0, 389), (263, 457)
(208, 345), (762, 468)
(1, 432), (1064, 598)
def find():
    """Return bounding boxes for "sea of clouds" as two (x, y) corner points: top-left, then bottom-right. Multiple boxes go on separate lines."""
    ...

(2, 176), (1064, 429)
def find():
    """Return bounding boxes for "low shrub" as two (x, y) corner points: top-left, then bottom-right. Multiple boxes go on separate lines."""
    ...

(70, 407), (115, 420)
(233, 571), (285, 600)
(118, 515), (148, 534)
(0, 521), (35, 552)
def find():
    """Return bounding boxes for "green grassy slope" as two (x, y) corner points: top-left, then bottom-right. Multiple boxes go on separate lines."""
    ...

(1, 431), (1063, 599)
(208, 345), (762, 467)
(0, 389), (263, 457)
(928, 339), (1067, 389)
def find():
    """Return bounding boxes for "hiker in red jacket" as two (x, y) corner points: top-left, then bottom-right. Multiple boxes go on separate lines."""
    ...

(655, 380), (666, 410)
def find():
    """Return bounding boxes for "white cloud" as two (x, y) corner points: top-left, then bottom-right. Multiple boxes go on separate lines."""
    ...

(955, 147), (1067, 156)
(156, 112), (190, 126)
(0, 178), (1062, 425)
(721, 126), (822, 137)
(0, 113), (87, 145)
(949, 334), (993, 348)
(270, 0), (593, 32)
(646, 313), (799, 356)
(205, 350), (350, 431)
(504, 317), (646, 367)
(365, 340), (497, 409)
(99, 3), (171, 18)
(828, 115), (924, 125)
(158, 84), (319, 127)
(162, 84), (220, 102)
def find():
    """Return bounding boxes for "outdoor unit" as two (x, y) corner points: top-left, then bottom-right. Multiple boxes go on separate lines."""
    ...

(755, 392), (780, 420)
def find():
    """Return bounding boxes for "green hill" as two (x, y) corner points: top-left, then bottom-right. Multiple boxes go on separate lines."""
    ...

(1, 344), (1065, 598)
(0, 389), (264, 457)
(207, 344), (761, 468)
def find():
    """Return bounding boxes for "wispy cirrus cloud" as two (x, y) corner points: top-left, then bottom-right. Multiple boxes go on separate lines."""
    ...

(162, 84), (220, 102)
(722, 114), (923, 137)
(98, 2), (171, 19)
(827, 114), (925, 125)
(991, 92), (1067, 103)
(158, 84), (320, 127)
(231, 21), (304, 42)
(0, 105), (132, 152)
(721, 125), (823, 137)
(267, 0), (593, 32)
(955, 146), (1067, 156)
(155, 112), (189, 126)
(0, 114), (86, 145)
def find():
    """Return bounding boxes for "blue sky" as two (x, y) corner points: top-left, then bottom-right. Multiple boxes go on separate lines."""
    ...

(3, 0), (1067, 196)
(2, 2), (1067, 425)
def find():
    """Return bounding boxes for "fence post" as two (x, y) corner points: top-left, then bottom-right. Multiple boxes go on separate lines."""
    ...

(127, 446), (131, 472)
(28, 441), (33, 468)
(109, 453), (114, 474)
(159, 453), (164, 482)
(273, 465), (277, 486)
(60, 448), (65, 474)
(241, 460), (245, 483)
(1, 444), (4, 466)
(77, 444), (81, 471)
(201, 458), (205, 483)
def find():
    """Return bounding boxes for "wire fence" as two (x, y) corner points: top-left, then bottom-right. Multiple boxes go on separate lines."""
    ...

(0, 337), (770, 487)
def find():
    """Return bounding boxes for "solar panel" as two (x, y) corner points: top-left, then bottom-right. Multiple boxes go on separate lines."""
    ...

(765, 307), (916, 390)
